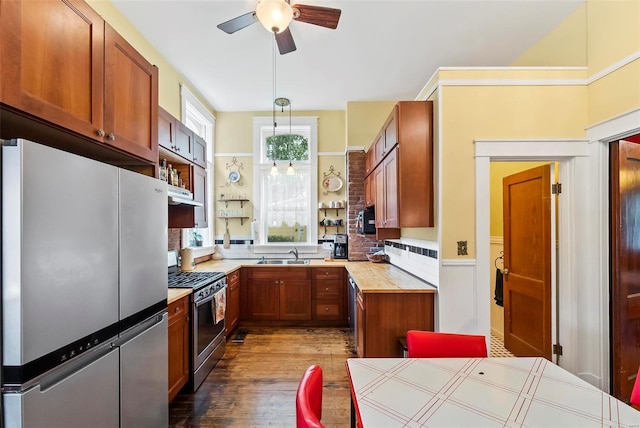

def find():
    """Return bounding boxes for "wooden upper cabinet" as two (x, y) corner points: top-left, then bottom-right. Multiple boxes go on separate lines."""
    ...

(158, 107), (176, 151)
(0, 0), (158, 164)
(193, 134), (206, 168)
(175, 122), (194, 161)
(366, 101), (434, 229)
(0, 0), (104, 137)
(364, 173), (375, 208)
(384, 107), (398, 150)
(365, 148), (374, 176)
(104, 24), (158, 163)
(396, 101), (434, 227)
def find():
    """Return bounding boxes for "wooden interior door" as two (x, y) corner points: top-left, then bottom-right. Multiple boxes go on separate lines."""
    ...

(610, 139), (640, 401)
(503, 164), (552, 359)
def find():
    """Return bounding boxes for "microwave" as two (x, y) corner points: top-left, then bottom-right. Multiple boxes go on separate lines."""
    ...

(357, 209), (376, 234)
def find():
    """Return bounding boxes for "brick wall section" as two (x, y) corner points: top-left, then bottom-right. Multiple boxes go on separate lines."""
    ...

(168, 228), (181, 251)
(346, 150), (384, 260)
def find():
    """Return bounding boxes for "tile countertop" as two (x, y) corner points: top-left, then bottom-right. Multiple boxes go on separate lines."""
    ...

(188, 259), (436, 294)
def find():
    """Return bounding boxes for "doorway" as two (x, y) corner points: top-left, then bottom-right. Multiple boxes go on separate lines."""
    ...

(475, 138), (590, 375)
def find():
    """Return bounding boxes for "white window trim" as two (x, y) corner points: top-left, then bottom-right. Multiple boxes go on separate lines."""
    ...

(252, 116), (318, 252)
(179, 84), (216, 249)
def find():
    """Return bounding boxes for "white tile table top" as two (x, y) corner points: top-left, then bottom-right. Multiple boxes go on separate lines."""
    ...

(346, 357), (640, 427)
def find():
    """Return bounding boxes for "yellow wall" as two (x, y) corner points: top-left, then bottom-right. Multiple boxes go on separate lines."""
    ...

(86, 0), (214, 118)
(586, 0), (640, 76)
(511, 4), (587, 66)
(439, 81), (587, 258)
(213, 111), (346, 238)
(346, 101), (397, 150)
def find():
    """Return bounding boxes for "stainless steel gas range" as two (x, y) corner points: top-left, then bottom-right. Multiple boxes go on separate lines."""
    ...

(168, 251), (227, 392)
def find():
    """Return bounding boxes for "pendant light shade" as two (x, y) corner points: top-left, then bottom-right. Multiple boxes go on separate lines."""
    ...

(286, 161), (295, 175)
(256, 0), (293, 34)
(271, 161), (279, 175)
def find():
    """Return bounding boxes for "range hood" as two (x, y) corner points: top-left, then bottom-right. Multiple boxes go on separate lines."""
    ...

(167, 185), (203, 207)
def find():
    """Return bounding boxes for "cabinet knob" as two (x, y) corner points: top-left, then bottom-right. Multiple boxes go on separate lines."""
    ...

(174, 306), (181, 313)
(107, 133), (115, 141)
(194, 157), (198, 161)
(96, 129), (105, 137)
(325, 287), (329, 291)
(325, 307), (329, 311)
(176, 147), (180, 152)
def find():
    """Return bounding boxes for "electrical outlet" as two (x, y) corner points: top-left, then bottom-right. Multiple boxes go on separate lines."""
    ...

(457, 240), (468, 256)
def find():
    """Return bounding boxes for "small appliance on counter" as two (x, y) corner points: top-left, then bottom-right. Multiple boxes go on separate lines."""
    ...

(333, 234), (348, 259)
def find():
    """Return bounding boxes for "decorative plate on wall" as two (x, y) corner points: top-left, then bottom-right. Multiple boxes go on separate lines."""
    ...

(322, 176), (343, 192)
(228, 170), (241, 183)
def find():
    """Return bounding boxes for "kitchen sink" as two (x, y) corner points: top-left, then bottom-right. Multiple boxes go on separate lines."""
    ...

(255, 259), (310, 265)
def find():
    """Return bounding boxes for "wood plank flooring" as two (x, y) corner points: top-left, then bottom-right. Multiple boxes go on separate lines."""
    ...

(169, 327), (356, 427)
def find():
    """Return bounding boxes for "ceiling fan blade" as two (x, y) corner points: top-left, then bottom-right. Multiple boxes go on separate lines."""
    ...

(292, 4), (341, 29)
(217, 11), (258, 34)
(276, 28), (297, 55)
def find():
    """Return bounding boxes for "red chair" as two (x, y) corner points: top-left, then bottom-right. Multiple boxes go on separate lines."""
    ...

(406, 330), (488, 358)
(631, 365), (640, 406)
(296, 365), (325, 428)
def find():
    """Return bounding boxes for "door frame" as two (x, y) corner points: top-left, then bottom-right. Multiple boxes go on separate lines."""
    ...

(475, 139), (589, 378)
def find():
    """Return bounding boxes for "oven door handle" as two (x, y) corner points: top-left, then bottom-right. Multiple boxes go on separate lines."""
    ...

(194, 286), (226, 308)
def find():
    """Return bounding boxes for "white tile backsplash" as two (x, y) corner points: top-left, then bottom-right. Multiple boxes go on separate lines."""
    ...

(385, 238), (439, 287)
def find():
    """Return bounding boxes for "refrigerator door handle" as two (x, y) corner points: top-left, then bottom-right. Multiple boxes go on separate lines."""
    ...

(39, 342), (117, 392)
(114, 312), (168, 346)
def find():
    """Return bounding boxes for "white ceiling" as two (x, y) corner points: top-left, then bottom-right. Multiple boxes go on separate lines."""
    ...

(112, 0), (584, 112)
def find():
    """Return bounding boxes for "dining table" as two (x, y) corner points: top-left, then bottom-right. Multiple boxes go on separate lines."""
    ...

(346, 357), (640, 427)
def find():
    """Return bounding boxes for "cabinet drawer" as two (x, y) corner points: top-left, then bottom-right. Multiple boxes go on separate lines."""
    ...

(168, 296), (189, 323)
(248, 267), (309, 279)
(314, 302), (340, 319)
(312, 267), (343, 280)
(314, 281), (342, 299)
(227, 270), (240, 286)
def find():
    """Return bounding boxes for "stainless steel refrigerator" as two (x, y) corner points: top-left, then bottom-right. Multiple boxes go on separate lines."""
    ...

(1, 139), (168, 427)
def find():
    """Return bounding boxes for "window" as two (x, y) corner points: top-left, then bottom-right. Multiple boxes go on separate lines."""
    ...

(180, 84), (215, 248)
(253, 116), (318, 247)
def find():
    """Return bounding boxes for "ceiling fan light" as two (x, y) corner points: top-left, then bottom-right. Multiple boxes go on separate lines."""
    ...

(256, 0), (293, 34)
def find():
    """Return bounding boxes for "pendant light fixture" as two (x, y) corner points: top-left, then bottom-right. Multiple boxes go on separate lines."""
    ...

(270, 34), (279, 176)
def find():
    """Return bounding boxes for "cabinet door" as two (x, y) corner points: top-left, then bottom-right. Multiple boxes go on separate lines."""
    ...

(383, 148), (399, 228)
(365, 174), (375, 208)
(384, 107), (398, 150)
(158, 107), (176, 151)
(175, 122), (194, 161)
(193, 165), (208, 228)
(193, 134), (207, 168)
(225, 271), (240, 336)
(168, 297), (189, 402)
(104, 24), (158, 163)
(280, 280), (311, 320)
(0, 0), (104, 139)
(373, 132), (385, 167)
(374, 165), (385, 228)
(364, 148), (374, 176)
(247, 279), (280, 320)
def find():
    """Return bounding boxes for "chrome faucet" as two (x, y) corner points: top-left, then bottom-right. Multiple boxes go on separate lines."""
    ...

(288, 247), (299, 261)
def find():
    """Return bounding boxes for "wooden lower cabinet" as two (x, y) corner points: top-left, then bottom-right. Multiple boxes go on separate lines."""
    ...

(168, 295), (189, 402)
(312, 267), (346, 324)
(241, 267), (345, 325)
(225, 270), (240, 336)
(356, 289), (434, 358)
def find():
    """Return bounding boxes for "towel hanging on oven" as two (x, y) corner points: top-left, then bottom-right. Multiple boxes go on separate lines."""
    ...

(212, 288), (226, 323)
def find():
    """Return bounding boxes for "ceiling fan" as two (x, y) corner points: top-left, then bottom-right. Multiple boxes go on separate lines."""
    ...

(217, 0), (341, 55)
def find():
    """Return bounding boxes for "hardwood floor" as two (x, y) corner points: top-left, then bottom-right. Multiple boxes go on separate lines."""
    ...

(169, 327), (356, 427)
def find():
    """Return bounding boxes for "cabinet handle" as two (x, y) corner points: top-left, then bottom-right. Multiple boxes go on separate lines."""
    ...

(325, 288), (329, 292)
(174, 306), (181, 313)
(274, 280), (279, 284)
(107, 133), (115, 141)
(325, 307), (329, 311)
(96, 129), (105, 137)
(176, 147), (180, 152)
